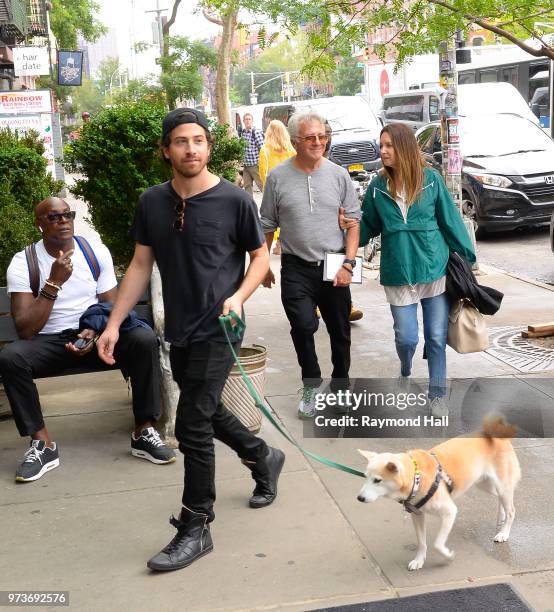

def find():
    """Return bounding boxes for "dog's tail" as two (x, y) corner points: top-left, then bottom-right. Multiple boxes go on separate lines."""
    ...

(482, 415), (518, 440)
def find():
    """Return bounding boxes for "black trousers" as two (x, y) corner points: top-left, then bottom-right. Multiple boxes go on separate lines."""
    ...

(281, 254), (351, 387)
(169, 340), (268, 522)
(0, 327), (161, 437)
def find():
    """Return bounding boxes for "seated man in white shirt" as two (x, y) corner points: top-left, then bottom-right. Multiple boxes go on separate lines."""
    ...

(0, 197), (175, 483)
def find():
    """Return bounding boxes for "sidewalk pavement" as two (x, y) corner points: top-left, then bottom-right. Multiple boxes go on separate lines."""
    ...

(1, 193), (553, 610)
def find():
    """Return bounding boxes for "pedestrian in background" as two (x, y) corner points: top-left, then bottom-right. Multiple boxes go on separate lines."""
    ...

(258, 120), (296, 255)
(241, 112), (264, 195)
(341, 123), (475, 416)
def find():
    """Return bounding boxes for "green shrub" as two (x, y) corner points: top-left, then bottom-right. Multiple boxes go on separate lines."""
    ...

(65, 99), (246, 265)
(0, 130), (63, 284)
(0, 197), (40, 285)
(0, 129), (62, 212)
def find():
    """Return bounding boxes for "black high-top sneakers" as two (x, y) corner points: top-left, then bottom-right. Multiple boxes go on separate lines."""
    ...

(147, 507), (213, 571)
(244, 446), (285, 508)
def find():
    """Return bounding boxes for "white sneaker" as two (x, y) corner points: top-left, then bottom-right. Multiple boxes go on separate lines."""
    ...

(297, 386), (318, 419)
(429, 396), (449, 418)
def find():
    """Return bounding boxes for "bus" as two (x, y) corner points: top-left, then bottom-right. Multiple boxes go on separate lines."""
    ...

(368, 43), (551, 127)
(456, 46), (550, 127)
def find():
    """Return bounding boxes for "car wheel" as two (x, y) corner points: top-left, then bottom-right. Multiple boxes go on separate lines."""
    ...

(462, 196), (487, 240)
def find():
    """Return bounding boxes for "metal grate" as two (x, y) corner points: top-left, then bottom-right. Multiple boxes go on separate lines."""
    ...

(485, 326), (554, 372)
(330, 141), (378, 164)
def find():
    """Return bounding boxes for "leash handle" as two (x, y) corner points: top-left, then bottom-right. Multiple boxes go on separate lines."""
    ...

(218, 312), (365, 479)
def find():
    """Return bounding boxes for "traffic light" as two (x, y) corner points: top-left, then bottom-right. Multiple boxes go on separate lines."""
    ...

(363, 46), (370, 61)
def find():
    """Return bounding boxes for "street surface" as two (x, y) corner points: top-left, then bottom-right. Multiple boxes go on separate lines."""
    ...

(476, 225), (554, 285)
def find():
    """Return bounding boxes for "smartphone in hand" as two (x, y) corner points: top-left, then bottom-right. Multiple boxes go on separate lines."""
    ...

(74, 337), (95, 350)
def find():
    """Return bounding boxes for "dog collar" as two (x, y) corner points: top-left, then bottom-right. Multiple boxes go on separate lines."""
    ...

(400, 455), (422, 514)
(401, 452), (454, 515)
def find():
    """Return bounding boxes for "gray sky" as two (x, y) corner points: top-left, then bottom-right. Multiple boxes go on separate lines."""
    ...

(96, 0), (220, 78)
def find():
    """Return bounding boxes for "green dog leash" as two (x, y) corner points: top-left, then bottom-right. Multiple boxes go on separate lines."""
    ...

(219, 311), (365, 479)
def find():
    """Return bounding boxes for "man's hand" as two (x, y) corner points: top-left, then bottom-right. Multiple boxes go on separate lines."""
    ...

(334, 265), (352, 287)
(262, 268), (275, 288)
(49, 249), (75, 286)
(65, 328), (96, 357)
(221, 293), (243, 317)
(96, 326), (120, 365)
(338, 207), (358, 231)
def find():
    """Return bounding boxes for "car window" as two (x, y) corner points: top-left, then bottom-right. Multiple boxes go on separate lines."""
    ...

(417, 126), (435, 153)
(383, 95), (424, 122)
(305, 98), (380, 132)
(429, 96), (440, 122)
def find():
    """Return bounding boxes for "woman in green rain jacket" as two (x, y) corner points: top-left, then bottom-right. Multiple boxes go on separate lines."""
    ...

(343, 123), (475, 416)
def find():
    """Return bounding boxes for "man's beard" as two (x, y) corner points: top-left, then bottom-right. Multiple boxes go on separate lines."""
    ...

(173, 158), (208, 179)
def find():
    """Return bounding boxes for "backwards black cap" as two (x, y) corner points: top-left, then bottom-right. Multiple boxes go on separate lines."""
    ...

(162, 108), (210, 140)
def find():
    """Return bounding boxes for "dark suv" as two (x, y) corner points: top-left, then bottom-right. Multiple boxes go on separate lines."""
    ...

(262, 96), (381, 173)
(416, 114), (554, 238)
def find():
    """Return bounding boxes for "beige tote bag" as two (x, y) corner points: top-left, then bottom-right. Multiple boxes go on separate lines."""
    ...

(447, 298), (489, 354)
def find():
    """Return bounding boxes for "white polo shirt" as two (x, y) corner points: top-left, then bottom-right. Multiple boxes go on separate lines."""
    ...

(7, 238), (117, 334)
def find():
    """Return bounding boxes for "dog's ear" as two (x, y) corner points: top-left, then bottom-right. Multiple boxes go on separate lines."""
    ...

(357, 449), (376, 462)
(385, 461), (398, 474)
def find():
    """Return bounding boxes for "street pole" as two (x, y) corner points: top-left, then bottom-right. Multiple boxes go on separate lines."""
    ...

(534, 24), (554, 140)
(438, 37), (478, 266)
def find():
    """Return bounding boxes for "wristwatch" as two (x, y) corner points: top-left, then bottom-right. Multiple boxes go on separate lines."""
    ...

(343, 258), (357, 269)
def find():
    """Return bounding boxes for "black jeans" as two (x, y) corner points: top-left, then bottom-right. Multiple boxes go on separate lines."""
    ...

(280, 255), (351, 387)
(169, 340), (268, 522)
(0, 327), (161, 437)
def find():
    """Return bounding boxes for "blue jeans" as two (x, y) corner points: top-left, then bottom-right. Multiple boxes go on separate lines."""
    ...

(389, 292), (449, 398)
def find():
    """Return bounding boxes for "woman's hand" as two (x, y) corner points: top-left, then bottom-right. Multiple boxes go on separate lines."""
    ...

(338, 207), (358, 231)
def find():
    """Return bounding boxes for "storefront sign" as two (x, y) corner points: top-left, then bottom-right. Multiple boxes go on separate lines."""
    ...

(13, 47), (50, 76)
(0, 90), (52, 114)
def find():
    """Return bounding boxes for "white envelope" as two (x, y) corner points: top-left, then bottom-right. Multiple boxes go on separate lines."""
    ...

(323, 253), (363, 284)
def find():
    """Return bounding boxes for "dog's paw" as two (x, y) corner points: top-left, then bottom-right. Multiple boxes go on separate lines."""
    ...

(494, 531), (509, 543)
(436, 545), (455, 560)
(407, 557), (425, 571)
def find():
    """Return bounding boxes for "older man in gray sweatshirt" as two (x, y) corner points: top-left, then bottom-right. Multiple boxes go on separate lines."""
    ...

(260, 110), (361, 418)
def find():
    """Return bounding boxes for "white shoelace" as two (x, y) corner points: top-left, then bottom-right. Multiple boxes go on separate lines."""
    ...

(23, 446), (43, 464)
(144, 429), (164, 448)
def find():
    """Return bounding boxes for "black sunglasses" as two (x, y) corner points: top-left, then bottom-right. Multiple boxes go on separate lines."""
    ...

(43, 211), (76, 223)
(174, 199), (186, 231)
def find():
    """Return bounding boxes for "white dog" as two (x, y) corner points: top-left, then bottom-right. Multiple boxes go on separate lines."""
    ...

(357, 417), (521, 570)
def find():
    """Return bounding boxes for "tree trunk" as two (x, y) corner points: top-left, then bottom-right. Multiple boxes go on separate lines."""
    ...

(214, 10), (237, 125)
(150, 263), (179, 447)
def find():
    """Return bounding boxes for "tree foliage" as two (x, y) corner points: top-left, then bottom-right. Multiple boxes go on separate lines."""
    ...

(49, 0), (106, 48)
(63, 99), (246, 264)
(300, 0), (554, 67)
(231, 38), (307, 105)
(159, 37), (217, 109)
(0, 130), (62, 284)
(331, 55), (364, 96)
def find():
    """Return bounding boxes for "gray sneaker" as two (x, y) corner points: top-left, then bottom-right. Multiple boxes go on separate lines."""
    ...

(15, 440), (59, 482)
(131, 427), (176, 464)
(297, 386), (318, 419)
(429, 396), (449, 418)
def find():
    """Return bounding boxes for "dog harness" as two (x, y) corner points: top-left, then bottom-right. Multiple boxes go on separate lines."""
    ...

(401, 452), (454, 515)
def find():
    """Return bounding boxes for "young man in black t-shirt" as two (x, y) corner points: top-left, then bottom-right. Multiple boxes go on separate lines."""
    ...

(97, 108), (285, 572)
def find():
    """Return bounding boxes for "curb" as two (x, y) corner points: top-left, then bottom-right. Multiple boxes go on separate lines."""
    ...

(479, 264), (554, 293)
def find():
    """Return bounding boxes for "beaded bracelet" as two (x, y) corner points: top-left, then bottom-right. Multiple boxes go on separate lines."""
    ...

(39, 287), (57, 301)
(45, 279), (62, 292)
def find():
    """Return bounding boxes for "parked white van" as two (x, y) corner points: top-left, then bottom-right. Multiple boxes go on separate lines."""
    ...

(381, 82), (541, 131)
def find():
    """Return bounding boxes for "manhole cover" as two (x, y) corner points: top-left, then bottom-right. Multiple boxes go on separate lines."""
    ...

(485, 326), (554, 372)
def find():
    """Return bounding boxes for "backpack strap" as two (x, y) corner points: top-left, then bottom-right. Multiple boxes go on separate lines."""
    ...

(24, 243), (40, 298)
(74, 236), (100, 282)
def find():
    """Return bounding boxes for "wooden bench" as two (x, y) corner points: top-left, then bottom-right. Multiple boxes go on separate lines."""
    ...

(0, 286), (154, 381)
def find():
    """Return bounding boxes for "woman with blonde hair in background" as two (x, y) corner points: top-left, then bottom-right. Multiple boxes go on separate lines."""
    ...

(259, 120), (296, 255)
